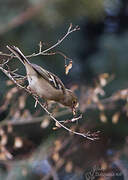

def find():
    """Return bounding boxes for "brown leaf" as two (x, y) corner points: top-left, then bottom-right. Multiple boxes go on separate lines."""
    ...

(97, 102), (104, 111)
(0, 128), (4, 136)
(7, 124), (13, 133)
(19, 95), (26, 109)
(14, 137), (23, 148)
(65, 61), (72, 75)
(1, 134), (8, 146)
(54, 140), (62, 151)
(65, 161), (73, 172)
(55, 121), (61, 128)
(53, 127), (58, 130)
(99, 73), (109, 87)
(101, 161), (108, 170)
(112, 112), (120, 124)
(1, 147), (13, 160)
(52, 152), (59, 162)
(41, 119), (50, 128)
(13, 110), (21, 119)
(100, 112), (107, 123)
(0, 152), (7, 160)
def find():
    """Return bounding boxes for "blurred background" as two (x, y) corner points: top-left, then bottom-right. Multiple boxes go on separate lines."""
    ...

(0, 0), (128, 179)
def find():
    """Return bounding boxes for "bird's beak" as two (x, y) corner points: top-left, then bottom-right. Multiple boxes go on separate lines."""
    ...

(72, 102), (79, 116)
(75, 102), (79, 108)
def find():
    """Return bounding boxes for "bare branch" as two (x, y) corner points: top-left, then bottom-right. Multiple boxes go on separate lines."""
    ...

(41, 24), (80, 54)
(35, 97), (98, 141)
(0, 62), (98, 141)
(0, 24), (79, 75)
(26, 24), (80, 57)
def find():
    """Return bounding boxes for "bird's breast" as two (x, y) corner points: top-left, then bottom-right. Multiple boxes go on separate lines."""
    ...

(27, 75), (62, 100)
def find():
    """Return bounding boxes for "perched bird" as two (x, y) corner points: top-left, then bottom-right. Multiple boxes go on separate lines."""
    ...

(7, 45), (78, 113)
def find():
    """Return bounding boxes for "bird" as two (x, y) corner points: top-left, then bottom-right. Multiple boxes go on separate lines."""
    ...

(7, 45), (78, 113)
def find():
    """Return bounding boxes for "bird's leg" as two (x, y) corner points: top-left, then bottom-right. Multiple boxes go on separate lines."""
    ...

(27, 86), (49, 109)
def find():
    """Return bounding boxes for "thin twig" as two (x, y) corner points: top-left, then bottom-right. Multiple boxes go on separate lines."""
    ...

(0, 24), (79, 77)
(42, 24), (80, 54)
(26, 24), (80, 58)
(0, 24), (80, 60)
(0, 63), (98, 141)
(35, 98), (98, 141)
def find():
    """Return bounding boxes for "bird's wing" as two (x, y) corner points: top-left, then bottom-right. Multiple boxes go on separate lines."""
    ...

(32, 63), (66, 94)
(7, 45), (66, 94)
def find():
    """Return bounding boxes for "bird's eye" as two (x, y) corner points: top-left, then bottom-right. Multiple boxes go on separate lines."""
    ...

(72, 99), (79, 108)
(72, 100), (76, 105)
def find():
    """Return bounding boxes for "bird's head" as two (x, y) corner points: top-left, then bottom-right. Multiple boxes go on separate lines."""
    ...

(61, 89), (79, 114)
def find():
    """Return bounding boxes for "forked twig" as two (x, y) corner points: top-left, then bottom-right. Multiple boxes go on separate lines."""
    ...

(26, 24), (80, 67)
(0, 24), (80, 61)
(0, 24), (99, 140)
(0, 63), (99, 141)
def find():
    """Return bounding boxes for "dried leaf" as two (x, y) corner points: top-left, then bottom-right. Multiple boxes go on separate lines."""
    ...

(65, 61), (72, 75)
(6, 87), (17, 100)
(56, 158), (65, 168)
(0, 152), (7, 160)
(41, 119), (50, 128)
(54, 140), (62, 151)
(97, 102), (104, 111)
(52, 152), (59, 162)
(55, 122), (61, 128)
(99, 73), (109, 86)
(7, 124), (13, 133)
(1, 134), (8, 146)
(14, 137), (23, 148)
(6, 91), (13, 100)
(101, 73), (109, 78)
(0, 128), (4, 136)
(112, 112), (120, 124)
(5, 150), (13, 159)
(101, 161), (107, 170)
(94, 87), (105, 96)
(92, 95), (99, 103)
(100, 78), (107, 87)
(19, 95), (26, 109)
(120, 89), (128, 99)
(100, 112), (107, 123)
(1, 147), (13, 159)
(11, 87), (18, 93)
(65, 161), (73, 172)
(52, 127), (58, 130)
(13, 110), (21, 119)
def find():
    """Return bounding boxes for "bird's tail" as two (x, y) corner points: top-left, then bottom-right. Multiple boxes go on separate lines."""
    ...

(6, 45), (30, 65)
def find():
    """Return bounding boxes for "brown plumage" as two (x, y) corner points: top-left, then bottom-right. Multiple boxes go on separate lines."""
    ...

(7, 45), (78, 110)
